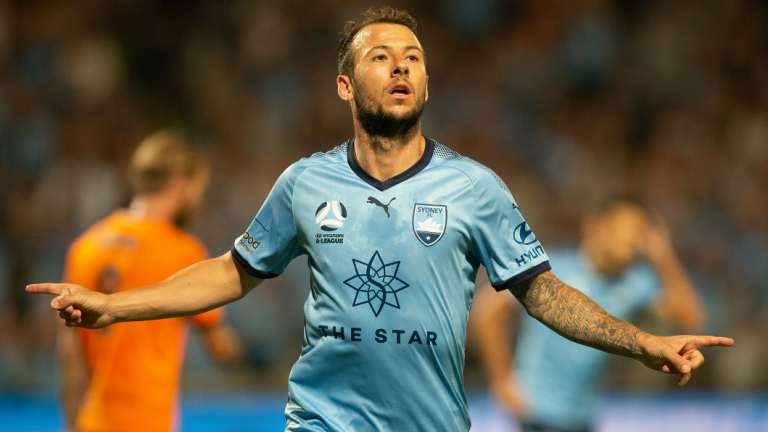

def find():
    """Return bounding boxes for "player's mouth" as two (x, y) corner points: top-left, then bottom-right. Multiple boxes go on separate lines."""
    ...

(387, 83), (412, 100)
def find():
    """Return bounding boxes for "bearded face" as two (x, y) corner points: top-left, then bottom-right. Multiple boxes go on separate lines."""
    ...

(340, 23), (429, 143)
(352, 75), (426, 139)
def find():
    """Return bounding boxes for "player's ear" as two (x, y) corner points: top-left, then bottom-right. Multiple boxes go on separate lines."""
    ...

(337, 75), (354, 102)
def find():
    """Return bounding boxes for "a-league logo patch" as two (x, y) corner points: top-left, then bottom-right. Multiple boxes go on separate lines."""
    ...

(412, 203), (447, 247)
(315, 200), (347, 231)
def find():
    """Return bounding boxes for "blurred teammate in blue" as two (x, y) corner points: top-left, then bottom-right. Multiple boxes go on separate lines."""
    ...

(474, 201), (705, 432)
(28, 6), (731, 432)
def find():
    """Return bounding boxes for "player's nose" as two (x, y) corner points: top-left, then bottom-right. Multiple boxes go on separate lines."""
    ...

(392, 59), (409, 77)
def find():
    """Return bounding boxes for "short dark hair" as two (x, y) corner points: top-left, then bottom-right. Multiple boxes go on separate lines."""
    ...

(337, 6), (418, 76)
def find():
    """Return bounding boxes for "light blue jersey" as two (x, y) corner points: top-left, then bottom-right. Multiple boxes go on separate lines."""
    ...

(515, 250), (659, 429)
(233, 138), (550, 431)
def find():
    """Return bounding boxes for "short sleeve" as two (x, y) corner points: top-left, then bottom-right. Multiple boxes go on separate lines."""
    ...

(469, 170), (550, 294)
(232, 162), (303, 278)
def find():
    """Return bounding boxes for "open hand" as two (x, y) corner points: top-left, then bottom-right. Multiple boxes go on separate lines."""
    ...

(26, 283), (114, 328)
(637, 333), (734, 386)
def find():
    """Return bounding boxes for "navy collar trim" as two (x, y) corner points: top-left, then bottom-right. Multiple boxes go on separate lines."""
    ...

(346, 137), (435, 191)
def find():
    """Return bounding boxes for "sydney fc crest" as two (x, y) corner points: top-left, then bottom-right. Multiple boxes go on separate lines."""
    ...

(412, 203), (447, 247)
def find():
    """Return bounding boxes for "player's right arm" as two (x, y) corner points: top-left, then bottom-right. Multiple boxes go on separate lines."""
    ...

(29, 160), (305, 328)
(27, 252), (262, 328)
(472, 282), (526, 417)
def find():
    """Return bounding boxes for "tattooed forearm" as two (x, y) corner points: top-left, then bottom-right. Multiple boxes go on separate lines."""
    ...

(513, 271), (644, 358)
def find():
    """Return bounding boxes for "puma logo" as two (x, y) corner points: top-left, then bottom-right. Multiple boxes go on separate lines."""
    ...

(367, 196), (396, 218)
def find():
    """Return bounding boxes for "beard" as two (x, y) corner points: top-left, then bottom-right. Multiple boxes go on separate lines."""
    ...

(353, 82), (425, 140)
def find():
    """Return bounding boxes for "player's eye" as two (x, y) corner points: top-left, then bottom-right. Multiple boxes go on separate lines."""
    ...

(407, 55), (420, 62)
(373, 54), (387, 61)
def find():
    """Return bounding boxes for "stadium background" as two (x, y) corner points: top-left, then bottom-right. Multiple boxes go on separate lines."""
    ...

(0, 0), (766, 430)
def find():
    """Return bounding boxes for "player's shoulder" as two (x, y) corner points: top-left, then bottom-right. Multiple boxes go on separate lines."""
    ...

(428, 138), (510, 190)
(297, 141), (349, 170)
(305, 140), (349, 163)
(66, 213), (136, 269)
(69, 212), (123, 250)
(277, 141), (350, 184)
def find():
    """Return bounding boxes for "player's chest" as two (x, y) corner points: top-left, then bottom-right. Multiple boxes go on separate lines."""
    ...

(294, 182), (471, 255)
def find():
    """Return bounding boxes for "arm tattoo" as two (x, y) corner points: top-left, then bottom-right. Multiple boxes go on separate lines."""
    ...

(513, 271), (643, 358)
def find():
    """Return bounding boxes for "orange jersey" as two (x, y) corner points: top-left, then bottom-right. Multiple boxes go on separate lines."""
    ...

(64, 211), (222, 432)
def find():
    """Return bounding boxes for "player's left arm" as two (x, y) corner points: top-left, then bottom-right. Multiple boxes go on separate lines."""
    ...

(186, 245), (244, 365)
(510, 271), (734, 386)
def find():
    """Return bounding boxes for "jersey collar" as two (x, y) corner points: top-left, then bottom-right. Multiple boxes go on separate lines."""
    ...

(346, 136), (435, 191)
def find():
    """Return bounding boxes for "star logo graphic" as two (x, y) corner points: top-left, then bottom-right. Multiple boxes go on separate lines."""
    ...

(343, 251), (410, 317)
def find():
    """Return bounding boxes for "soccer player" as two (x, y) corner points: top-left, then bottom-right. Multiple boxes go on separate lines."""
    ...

(57, 131), (241, 432)
(473, 201), (705, 432)
(29, 7), (732, 431)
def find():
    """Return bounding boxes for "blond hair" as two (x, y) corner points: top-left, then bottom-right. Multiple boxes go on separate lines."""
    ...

(130, 131), (206, 195)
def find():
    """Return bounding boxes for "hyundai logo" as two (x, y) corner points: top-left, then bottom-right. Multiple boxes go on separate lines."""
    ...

(513, 221), (537, 245)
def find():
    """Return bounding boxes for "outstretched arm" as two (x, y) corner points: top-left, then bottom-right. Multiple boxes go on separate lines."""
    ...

(27, 252), (261, 328)
(511, 271), (733, 385)
(513, 271), (644, 357)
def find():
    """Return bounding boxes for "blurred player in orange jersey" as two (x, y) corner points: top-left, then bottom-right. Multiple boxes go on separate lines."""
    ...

(57, 131), (241, 432)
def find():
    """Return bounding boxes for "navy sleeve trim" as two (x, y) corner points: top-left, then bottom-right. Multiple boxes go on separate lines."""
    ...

(230, 247), (280, 279)
(492, 261), (551, 296)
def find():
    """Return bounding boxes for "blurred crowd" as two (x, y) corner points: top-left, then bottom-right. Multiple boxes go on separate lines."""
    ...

(0, 0), (766, 393)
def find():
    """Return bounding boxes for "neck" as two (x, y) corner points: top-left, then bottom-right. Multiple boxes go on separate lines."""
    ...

(128, 194), (177, 223)
(353, 122), (425, 182)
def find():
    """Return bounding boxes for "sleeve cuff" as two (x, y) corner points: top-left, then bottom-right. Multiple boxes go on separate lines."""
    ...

(491, 261), (551, 296)
(230, 247), (280, 279)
